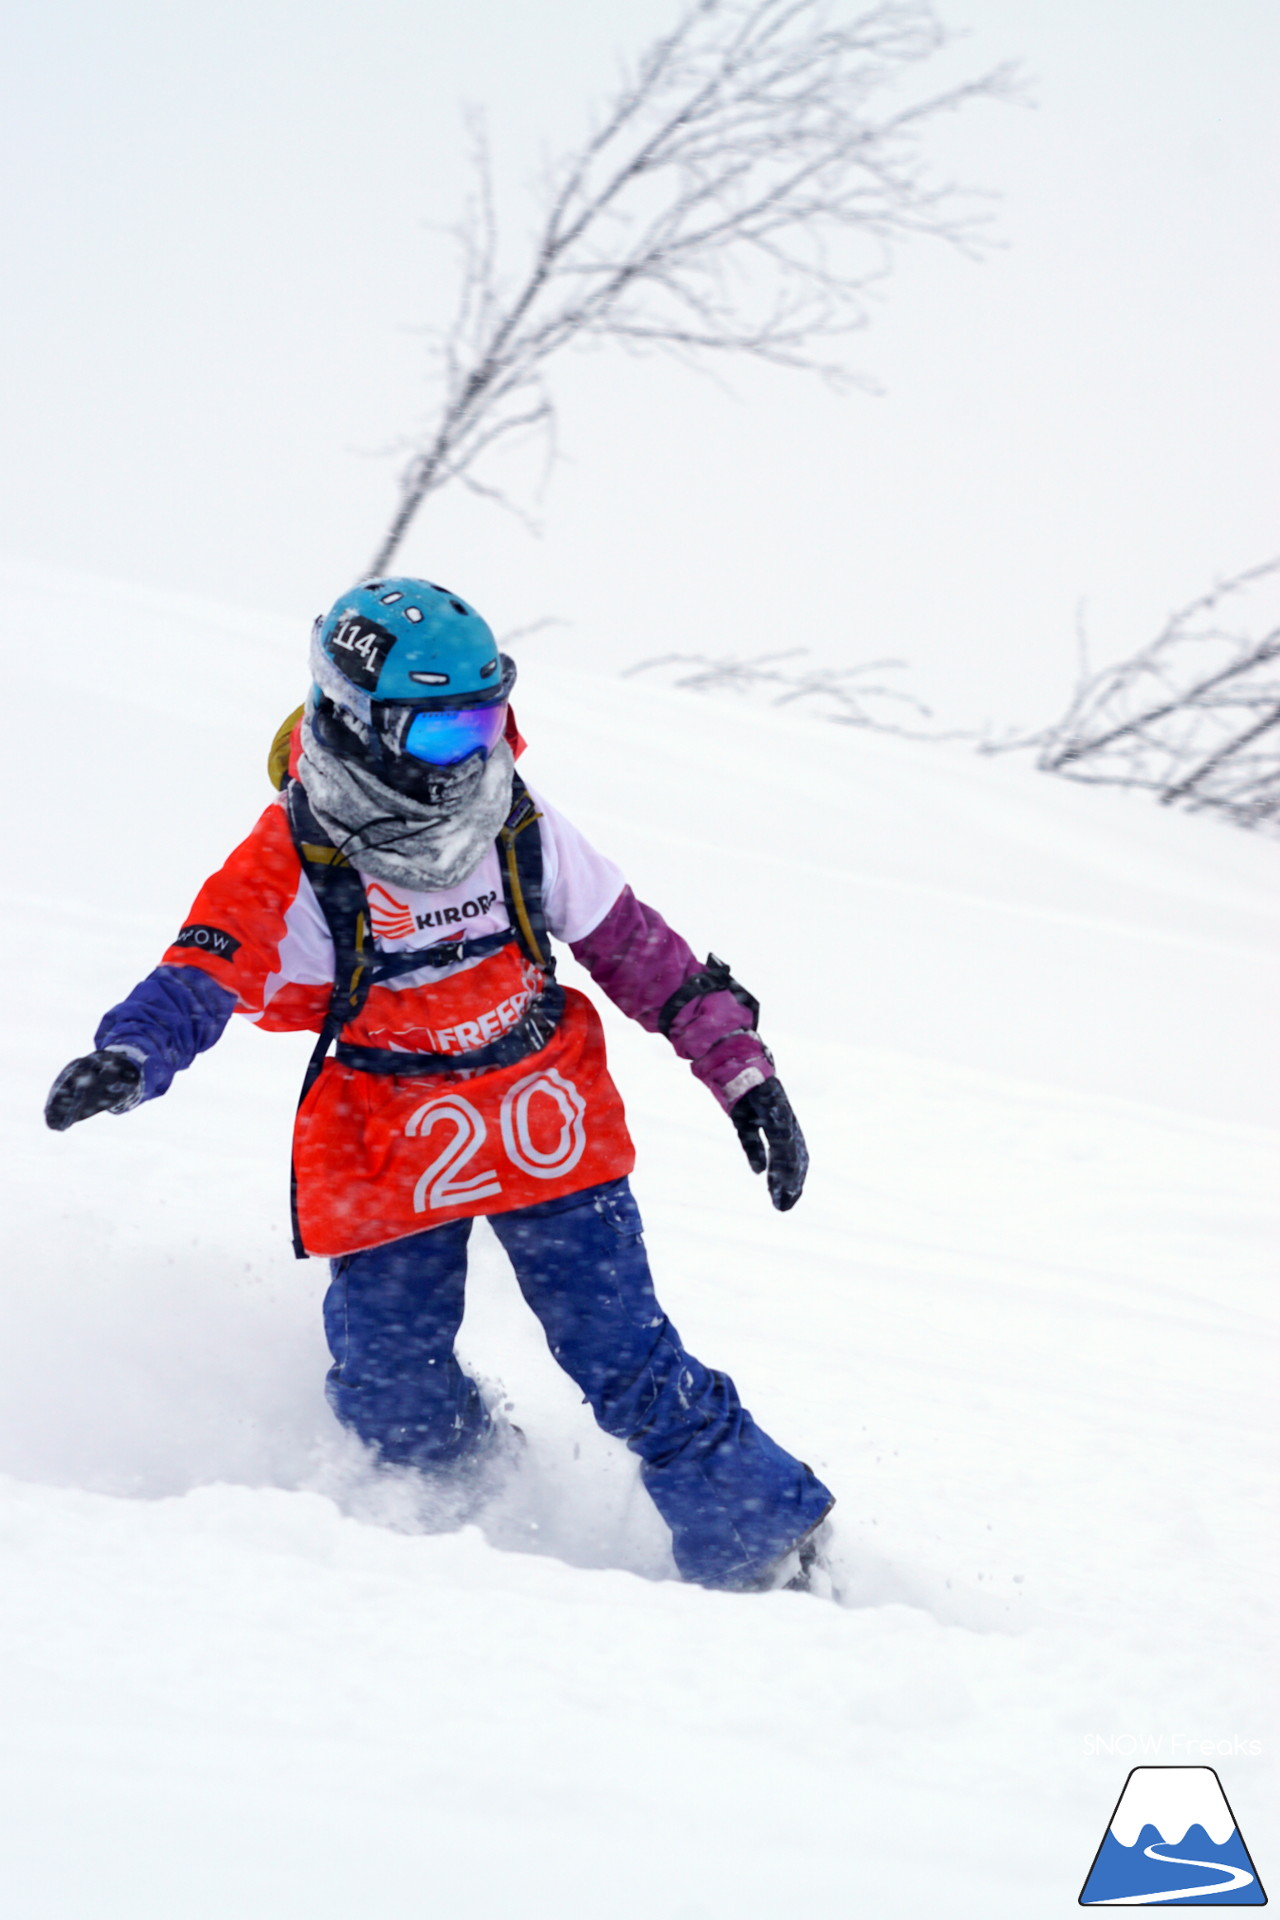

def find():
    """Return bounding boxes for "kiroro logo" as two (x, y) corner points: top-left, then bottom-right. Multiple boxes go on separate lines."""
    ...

(365, 885), (417, 943)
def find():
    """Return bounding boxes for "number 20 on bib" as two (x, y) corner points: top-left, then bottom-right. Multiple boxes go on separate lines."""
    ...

(406, 1068), (588, 1213)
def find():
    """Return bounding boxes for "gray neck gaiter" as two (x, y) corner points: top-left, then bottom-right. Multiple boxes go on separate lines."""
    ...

(297, 716), (515, 893)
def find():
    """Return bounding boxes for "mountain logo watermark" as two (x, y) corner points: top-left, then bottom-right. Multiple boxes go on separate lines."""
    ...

(1080, 1766), (1266, 1905)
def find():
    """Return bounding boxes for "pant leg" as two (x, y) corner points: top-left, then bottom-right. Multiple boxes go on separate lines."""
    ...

(488, 1178), (833, 1588)
(322, 1217), (489, 1471)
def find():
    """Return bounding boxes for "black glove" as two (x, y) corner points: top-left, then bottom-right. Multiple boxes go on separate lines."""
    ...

(45, 1050), (143, 1132)
(731, 1077), (808, 1212)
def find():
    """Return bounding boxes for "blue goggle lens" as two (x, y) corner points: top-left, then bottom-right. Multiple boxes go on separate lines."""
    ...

(401, 703), (506, 767)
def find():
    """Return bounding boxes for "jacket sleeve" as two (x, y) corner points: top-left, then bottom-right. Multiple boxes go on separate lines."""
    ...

(95, 966), (237, 1102)
(155, 795), (331, 1026)
(569, 885), (774, 1113)
(93, 796), (332, 1103)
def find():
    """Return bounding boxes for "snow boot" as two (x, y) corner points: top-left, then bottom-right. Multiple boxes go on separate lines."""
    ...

(736, 1509), (836, 1595)
(786, 1518), (838, 1599)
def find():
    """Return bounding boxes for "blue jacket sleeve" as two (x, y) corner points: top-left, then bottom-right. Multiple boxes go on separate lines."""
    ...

(95, 964), (237, 1102)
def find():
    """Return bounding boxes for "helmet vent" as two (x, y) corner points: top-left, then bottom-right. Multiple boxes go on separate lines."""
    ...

(379, 591), (404, 605)
(409, 670), (450, 686)
(480, 658), (499, 678)
(404, 607), (424, 622)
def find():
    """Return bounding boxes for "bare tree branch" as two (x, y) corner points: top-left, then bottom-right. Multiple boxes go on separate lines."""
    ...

(369, 0), (1018, 574)
(624, 646), (971, 738)
(989, 560), (1280, 836)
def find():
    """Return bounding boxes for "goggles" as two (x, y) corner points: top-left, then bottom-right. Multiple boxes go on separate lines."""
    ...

(389, 701), (508, 768)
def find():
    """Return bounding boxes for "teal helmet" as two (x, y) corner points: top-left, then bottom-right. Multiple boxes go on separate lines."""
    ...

(311, 576), (513, 715)
(308, 576), (516, 797)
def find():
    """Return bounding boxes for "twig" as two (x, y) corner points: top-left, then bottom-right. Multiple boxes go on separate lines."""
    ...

(1003, 560), (1280, 835)
(368, 0), (1018, 572)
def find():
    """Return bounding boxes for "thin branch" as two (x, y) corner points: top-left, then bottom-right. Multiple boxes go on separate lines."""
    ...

(625, 646), (969, 739)
(1006, 560), (1280, 836)
(369, 0), (1019, 573)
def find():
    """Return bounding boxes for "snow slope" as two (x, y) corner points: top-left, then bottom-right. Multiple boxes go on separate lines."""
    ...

(1, 557), (1276, 1918)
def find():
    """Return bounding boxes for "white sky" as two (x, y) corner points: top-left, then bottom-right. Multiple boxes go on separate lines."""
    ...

(2, 0), (1277, 728)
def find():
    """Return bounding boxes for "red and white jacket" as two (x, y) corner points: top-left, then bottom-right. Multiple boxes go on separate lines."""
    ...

(105, 760), (773, 1258)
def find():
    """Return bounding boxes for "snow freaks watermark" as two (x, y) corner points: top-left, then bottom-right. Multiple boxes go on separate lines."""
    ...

(1079, 1766), (1267, 1905)
(1084, 1734), (1264, 1760)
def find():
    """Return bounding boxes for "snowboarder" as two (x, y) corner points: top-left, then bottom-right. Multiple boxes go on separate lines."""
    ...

(45, 577), (833, 1590)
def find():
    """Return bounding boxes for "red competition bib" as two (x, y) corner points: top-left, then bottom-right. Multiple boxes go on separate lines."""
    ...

(292, 987), (635, 1256)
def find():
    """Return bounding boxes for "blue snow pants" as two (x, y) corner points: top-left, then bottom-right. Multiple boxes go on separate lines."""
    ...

(322, 1177), (833, 1589)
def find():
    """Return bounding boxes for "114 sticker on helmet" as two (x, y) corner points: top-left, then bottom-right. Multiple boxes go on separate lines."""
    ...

(326, 616), (396, 692)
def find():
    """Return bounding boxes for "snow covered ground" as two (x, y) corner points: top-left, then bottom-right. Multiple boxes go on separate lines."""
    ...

(2, 557), (1276, 1917)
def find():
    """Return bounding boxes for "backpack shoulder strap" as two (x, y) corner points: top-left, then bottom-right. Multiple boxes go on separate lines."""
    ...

(283, 781), (373, 1024)
(497, 774), (553, 971)
(284, 782), (378, 1258)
